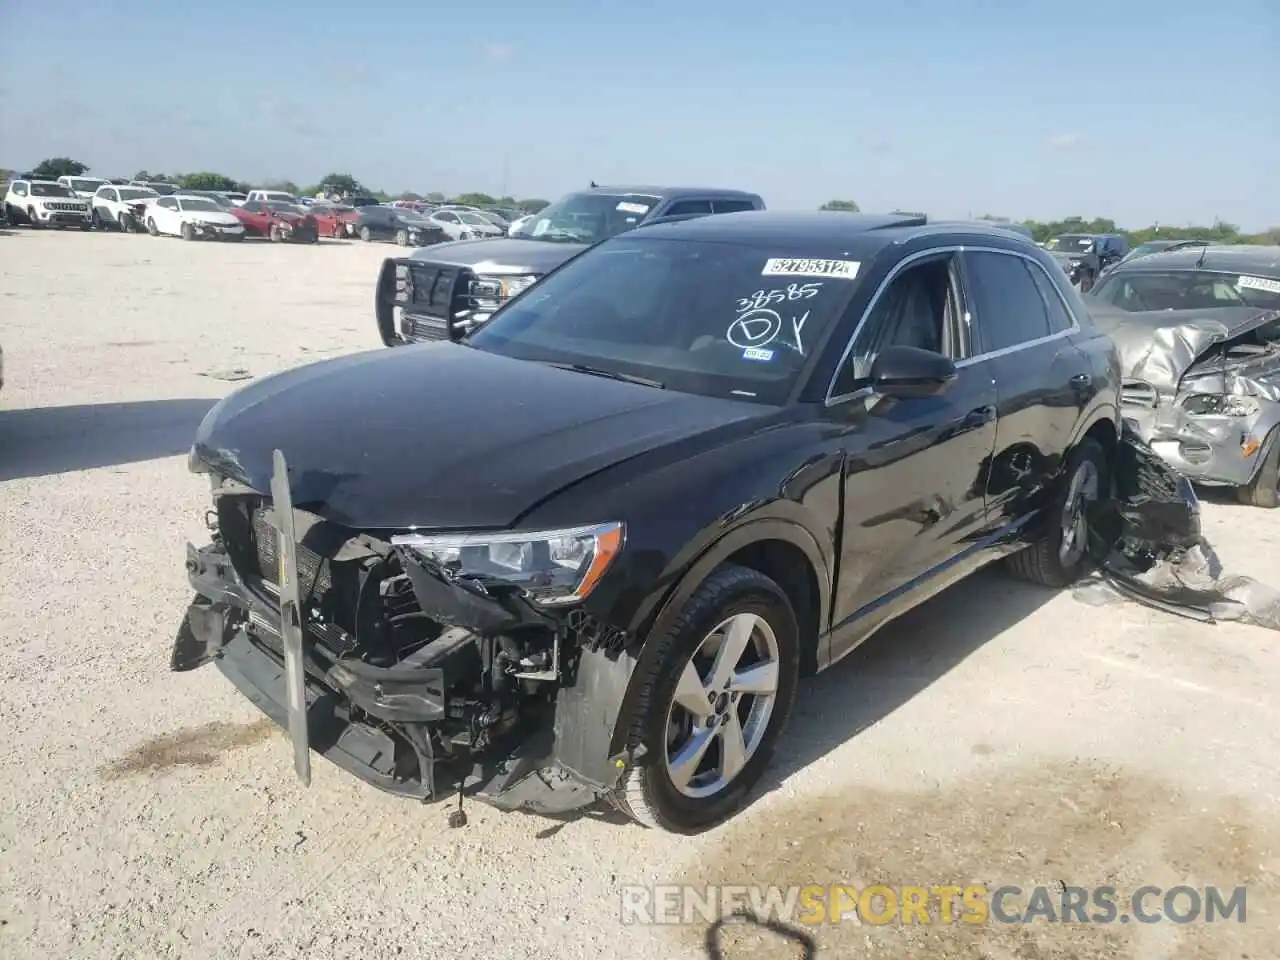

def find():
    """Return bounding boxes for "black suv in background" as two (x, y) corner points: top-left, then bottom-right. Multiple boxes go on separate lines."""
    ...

(177, 212), (1121, 834)
(1044, 233), (1129, 291)
(374, 185), (765, 345)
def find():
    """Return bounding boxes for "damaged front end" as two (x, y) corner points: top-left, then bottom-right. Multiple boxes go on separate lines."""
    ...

(174, 456), (638, 817)
(1096, 306), (1280, 490)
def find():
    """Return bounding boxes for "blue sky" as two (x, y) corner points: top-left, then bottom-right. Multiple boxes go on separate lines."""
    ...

(1, 0), (1275, 229)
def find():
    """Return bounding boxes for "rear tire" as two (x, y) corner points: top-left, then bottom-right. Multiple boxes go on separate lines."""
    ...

(1006, 437), (1109, 587)
(395, 228), (409, 246)
(1237, 430), (1280, 508)
(359, 225), (372, 242)
(147, 217), (158, 236)
(614, 564), (800, 834)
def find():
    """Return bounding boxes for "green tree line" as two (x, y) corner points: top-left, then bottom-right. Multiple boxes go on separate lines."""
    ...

(10, 161), (1276, 241)
(819, 200), (1280, 246)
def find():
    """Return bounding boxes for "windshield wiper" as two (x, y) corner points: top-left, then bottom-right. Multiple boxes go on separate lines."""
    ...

(542, 361), (665, 389)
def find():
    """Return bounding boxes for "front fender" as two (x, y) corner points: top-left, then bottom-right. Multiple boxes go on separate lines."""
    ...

(605, 513), (832, 762)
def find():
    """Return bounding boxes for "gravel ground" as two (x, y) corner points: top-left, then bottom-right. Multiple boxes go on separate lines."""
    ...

(1, 228), (1278, 960)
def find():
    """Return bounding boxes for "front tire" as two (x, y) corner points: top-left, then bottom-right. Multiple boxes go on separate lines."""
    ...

(615, 564), (799, 834)
(181, 222), (195, 241)
(1237, 429), (1280, 508)
(395, 228), (409, 246)
(1006, 437), (1109, 587)
(27, 207), (42, 229)
(359, 225), (372, 242)
(146, 217), (159, 236)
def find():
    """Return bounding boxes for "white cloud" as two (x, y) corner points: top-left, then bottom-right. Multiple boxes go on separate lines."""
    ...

(482, 42), (515, 62)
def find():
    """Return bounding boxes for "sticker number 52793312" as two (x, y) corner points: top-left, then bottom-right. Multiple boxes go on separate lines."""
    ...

(762, 258), (860, 279)
(1239, 274), (1280, 295)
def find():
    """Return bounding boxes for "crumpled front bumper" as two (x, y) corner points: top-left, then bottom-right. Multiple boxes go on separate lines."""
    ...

(175, 540), (625, 815)
(1122, 398), (1279, 487)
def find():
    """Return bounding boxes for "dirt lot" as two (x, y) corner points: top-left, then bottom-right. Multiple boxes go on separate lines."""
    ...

(1, 229), (1278, 959)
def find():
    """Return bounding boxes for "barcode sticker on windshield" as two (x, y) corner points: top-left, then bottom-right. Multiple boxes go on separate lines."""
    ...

(616, 201), (651, 214)
(762, 258), (860, 279)
(1238, 275), (1280, 294)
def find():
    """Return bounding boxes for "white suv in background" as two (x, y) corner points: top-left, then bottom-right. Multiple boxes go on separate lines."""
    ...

(245, 189), (298, 205)
(57, 175), (110, 201)
(2, 179), (91, 229)
(143, 194), (246, 241)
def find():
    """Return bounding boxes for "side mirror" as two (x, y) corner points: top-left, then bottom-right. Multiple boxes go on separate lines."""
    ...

(868, 345), (957, 399)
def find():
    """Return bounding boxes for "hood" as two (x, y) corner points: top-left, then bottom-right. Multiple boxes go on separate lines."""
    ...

(34, 195), (85, 205)
(408, 236), (586, 274)
(186, 211), (242, 226)
(192, 343), (769, 530)
(1090, 304), (1280, 389)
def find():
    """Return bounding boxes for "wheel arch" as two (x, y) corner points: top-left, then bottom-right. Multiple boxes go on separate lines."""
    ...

(607, 518), (830, 759)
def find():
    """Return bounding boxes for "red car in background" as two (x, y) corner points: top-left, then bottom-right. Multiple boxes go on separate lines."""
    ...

(309, 202), (361, 239)
(231, 200), (320, 242)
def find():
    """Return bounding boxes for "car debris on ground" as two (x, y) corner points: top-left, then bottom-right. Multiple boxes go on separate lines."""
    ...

(1074, 420), (1280, 630)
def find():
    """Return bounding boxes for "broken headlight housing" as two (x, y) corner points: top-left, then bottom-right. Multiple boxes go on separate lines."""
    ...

(391, 521), (624, 605)
(1182, 394), (1260, 418)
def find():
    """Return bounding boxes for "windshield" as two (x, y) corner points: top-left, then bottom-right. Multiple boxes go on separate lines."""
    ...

(68, 178), (105, 192)
(148, 184), (177, 195)
(508, 192), (663, 244)
(119, 188), (157, 201)
(266, 202), (304, 214)
(1092, 269), (1280, 312)
(1045, 235), (1096, 253)
(467, 237), (864, 404)
(179, 198), (221, 212)
(31, 183), (76, 197)
(458, 211), (496, 226)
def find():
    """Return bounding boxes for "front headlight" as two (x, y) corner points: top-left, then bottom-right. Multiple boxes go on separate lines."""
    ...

(391, 521), (624, 605)
(470, 274), (538, 302)
(1182, 394), (1260, 418)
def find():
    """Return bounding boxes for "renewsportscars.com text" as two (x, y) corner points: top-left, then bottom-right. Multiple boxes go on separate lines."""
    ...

(620, 883), (1248, 926)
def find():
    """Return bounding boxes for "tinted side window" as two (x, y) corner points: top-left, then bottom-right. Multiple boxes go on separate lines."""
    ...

(712, 199), (757, 214)
(965, 251), (1053, 352)
(1026, 262), (1075, 333)
(158, 197), (177, 210)
(664, 199), (713, 216)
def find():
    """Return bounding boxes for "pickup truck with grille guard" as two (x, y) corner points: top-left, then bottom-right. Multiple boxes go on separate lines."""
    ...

(373, 185), (765, 346)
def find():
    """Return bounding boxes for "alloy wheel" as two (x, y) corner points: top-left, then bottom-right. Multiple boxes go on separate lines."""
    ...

(663, 612), (781, 799)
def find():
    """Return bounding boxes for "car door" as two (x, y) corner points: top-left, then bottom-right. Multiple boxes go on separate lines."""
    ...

(153, 196), (179, 234)
(238, 201), (269, 235)
(961, 248), (1091, 529)
(824, 247), (1000, 664)
(93, 187), (115, 221)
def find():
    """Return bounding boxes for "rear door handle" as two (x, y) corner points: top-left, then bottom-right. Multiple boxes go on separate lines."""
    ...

(1070, 373), (1092, 388)
(964, 405), (996, 426)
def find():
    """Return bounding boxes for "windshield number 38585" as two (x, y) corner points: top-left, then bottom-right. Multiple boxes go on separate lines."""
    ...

(736, 283), (821, 313)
